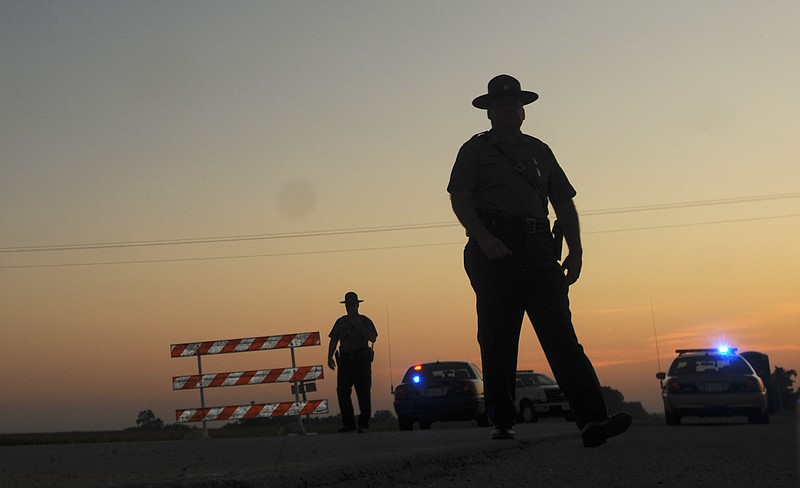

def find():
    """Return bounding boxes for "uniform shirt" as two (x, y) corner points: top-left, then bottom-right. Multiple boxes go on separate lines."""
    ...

(329, 314), (377, 354)
(447, 130), (576, 220)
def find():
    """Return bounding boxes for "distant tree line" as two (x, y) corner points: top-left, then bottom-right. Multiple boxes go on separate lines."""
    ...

(771, 366), (798, 412)
(600, 386), (653, 420)
(133, 409), (163, 429)
(127, 409), (191, 431)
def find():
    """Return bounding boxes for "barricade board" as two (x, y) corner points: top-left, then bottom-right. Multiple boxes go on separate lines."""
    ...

(176, 399), (329, 423)
(170, 331), (320, 358)
(172, 365), (323, 390)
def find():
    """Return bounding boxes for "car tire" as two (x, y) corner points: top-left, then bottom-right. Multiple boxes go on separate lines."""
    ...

(398, 417), (414, 431)
(520, 401), (537, 423)
(419, 421), (432, 430)
(665, 410), (681, 426)
(748, 411), (770, 424)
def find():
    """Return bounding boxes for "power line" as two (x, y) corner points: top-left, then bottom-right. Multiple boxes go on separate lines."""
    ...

(0, 222), (457, 253)
(580, 192), (800, 216)
(0, 242), (460, 269)
(583, 213), (798, 234)
(2, 191), (798, 253)
(2, 213), (796, 269)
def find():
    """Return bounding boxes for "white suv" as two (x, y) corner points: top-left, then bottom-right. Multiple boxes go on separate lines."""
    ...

(515, 370), (574, 423)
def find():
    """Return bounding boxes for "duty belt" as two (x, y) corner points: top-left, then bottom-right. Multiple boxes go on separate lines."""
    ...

(522, 218), (550, 234)
(477, 210), (550, 234)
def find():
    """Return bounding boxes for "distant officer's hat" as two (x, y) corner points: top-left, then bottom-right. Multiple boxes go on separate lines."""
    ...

(340, 291), (364, 304)
(472, 74), (538, 110)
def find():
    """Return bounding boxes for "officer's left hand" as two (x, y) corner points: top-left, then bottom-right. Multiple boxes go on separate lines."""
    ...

(562, 253), (582, 285)
(476, 233), (512, 260)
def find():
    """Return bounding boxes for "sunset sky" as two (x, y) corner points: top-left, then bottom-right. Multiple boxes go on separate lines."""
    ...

(2, 1), (799, 434)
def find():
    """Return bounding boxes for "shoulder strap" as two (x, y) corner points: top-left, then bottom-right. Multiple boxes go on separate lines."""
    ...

(490, 142), (540, 189)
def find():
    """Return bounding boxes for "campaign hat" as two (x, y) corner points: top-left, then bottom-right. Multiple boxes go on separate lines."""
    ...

(472, 74), (538, 110)
(340, 291), (364, 304)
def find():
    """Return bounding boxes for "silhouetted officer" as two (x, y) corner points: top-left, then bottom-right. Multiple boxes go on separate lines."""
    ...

(327, 291), (378, 433)
(447, 74), (631, 446)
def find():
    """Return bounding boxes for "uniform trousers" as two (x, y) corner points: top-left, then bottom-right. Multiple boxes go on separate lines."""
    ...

(464, 226), (608, 431)
(336, 349), (373, 430)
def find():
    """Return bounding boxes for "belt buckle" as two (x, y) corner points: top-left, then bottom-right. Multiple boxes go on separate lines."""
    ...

(525, 218), (543, 234)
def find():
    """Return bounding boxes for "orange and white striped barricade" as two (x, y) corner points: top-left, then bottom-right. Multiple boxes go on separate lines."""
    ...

(170, 331), (326, 435)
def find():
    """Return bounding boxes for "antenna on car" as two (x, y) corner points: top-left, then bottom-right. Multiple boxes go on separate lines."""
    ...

(651, 298), (664, 388)
(386, 306), (395, 394)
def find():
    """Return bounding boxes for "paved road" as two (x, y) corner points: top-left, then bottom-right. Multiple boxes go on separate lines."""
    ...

(1, 416), (797, 487)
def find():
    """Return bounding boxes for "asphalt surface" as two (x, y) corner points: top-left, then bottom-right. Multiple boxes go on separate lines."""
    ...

(1, 416), (797, 488)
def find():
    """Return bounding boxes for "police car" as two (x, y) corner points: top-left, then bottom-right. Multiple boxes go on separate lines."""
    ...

(393, 360), (489, 431)
(656, 347), (769, 425)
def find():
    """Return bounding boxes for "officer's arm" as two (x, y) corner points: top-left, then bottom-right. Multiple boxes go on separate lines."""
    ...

(327, 330), (338, 370)
(552, 199), (583, 285)
(450, 190), (511, 259)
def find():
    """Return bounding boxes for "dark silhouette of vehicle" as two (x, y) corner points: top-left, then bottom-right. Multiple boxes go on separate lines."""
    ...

(515, 370), (574, 422)
(393, 361), (489, 431)
(739, 350), (779, 413)
(656, 348), (769, 425)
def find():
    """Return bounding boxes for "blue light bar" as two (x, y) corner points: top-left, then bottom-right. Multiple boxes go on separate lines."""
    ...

(676, 347), (739, 355)
(412, 375), (421, 384)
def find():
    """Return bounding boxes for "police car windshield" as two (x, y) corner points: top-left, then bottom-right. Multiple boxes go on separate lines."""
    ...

(668, 355), (753, 376)
(403, 363), (475, 382)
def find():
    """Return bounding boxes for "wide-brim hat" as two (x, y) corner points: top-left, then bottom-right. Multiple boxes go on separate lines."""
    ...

(340, 291), (364, 304)
(472, 74), (538, 110)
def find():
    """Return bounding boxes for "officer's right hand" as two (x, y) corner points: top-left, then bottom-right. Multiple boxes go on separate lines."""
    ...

(477, 234), (512, 259)
(327, 357), (336, 370)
